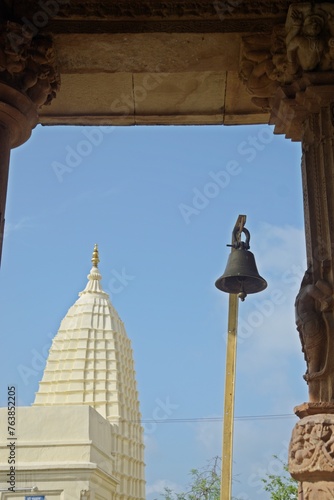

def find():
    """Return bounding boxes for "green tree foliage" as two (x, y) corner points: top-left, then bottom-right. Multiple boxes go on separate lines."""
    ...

(161, 456), (221, 500)
(261, 456), (298, 500)
(159, 455), (298, 500)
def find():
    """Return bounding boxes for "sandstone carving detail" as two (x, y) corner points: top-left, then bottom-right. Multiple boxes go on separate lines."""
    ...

(300, 482), (334, 499)
(241, 3), (334, 108)
(295, 268), (334, 402)
(285, 6), (331, 75)
(10, 0), (305, 19)
(289, 415), (334, 475)
(0, 21), (60, 107)
(240, 27), (288, 110)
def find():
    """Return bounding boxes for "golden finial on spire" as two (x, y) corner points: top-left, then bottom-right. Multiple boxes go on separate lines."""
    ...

(91, 243), (100, 267)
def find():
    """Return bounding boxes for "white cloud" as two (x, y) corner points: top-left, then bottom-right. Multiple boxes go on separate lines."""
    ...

(4, 216), (39, 235)
(146, 479), (184, 497)
(189, 416), (297, 499)
(191, 418), (221, 454)
(252, 223), (306, 275)
(144, 433), (160, 456)
(233, 223), (307, 397)
(232, 418), (296, 499)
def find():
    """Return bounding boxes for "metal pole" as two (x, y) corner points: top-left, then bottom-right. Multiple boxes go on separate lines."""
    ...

(220, 215), (245, 500)
(220, 292), (238, 500)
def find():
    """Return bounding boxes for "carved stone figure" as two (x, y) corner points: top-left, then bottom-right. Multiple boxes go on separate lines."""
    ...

(286, 9), (328, 75)
(240, 33), (288, 109)
(240, 27), (293, 107)
(240, 3), (334, 109)
(25, 36), (60, 107)
(0, 22), (60, 108)
(295, 268), (333, 402)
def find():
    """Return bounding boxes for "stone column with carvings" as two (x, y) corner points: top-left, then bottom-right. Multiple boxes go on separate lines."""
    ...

(241, 3), (334, 498)
(0, 22), (60, 262)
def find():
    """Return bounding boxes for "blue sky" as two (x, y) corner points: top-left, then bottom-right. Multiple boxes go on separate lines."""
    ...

(0, 123), (305, 498)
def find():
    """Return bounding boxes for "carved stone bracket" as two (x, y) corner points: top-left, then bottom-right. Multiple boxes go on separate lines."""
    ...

(0, 21), (60, 109)
(240, 3), (334, 118)
(269, 74), (334, 140)
(240, 26), (288, 111)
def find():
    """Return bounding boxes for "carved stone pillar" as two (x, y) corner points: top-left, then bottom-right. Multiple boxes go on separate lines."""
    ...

(240, 3), (334, 497)
(289, 88), (334, 498)
(0, 21), (60, 261)
(271, 84), (334, 496)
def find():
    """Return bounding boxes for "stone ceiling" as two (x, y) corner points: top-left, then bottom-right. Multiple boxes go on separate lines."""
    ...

(0, 0), (308, 126)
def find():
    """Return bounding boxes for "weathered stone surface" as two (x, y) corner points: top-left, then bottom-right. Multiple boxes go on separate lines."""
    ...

(290, 414), (334, 478)
(299, 481), (334, 499)
(295, 402), (334, 419)
(54, 33), (240, 74)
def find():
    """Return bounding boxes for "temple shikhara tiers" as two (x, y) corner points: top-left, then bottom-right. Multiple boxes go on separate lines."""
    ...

(0, 246), (145, 499)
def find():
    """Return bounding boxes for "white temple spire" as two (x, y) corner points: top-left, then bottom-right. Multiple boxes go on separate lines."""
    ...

(79, 243), (108, 297)
(33, 246), (145, 500)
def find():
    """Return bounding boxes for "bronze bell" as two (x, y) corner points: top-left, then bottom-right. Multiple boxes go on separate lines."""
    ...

(215, 227), (267, 300)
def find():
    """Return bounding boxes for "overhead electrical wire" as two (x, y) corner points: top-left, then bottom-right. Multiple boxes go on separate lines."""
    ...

(138, 413), (296, 424)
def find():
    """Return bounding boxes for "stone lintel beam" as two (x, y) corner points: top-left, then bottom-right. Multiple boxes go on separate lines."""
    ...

(54, 33), (241, 75)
